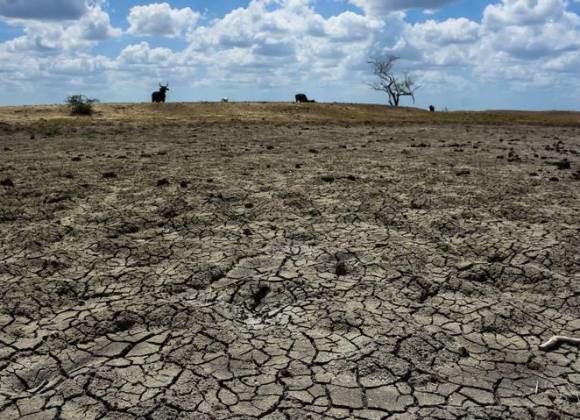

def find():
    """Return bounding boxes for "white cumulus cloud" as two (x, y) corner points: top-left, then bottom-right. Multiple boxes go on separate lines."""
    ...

(1, 5), (120, 52)
(127, 2), (200, 37)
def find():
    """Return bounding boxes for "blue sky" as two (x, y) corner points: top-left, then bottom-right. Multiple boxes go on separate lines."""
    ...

(0, 0), (579, 110)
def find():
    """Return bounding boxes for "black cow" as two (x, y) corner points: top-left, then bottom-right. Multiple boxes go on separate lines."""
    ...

(429, 105), (435, 112)
(295, 93), (315, 103)
(152, 84), (169, 103)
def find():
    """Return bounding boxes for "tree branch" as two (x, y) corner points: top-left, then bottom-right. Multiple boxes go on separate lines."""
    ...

(368, 55), (419, 107)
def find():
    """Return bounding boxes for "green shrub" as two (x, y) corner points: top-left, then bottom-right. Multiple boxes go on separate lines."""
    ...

(66, 95), (99, 116)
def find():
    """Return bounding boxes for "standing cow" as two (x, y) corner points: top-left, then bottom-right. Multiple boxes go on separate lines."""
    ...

(152, 84), (169, 103)
(295, 93), (315, 103)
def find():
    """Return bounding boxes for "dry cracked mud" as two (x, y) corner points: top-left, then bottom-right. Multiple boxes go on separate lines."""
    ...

(0, 118), (579, 419)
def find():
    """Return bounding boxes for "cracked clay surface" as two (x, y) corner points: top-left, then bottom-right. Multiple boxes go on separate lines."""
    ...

(0, 123), (579, 419)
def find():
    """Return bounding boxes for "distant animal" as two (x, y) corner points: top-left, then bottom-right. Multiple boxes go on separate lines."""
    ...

(429, 105), (435, 112)
(221, 98), (229, 103)
(295, 93), (315, 103)
(152, 83), (169, 103)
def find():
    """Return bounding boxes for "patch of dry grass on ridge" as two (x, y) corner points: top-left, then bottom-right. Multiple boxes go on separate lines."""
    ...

(1, 102), (579, 129)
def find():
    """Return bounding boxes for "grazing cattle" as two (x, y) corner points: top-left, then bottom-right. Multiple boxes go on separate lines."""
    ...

(295, 93), (315, 103)
(221, 98), (229, 103)
(152, 84), (169, 103)
(429, 105), (435, 112)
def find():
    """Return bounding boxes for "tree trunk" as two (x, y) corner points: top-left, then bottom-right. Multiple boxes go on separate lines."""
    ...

(387, 90), (395, 107)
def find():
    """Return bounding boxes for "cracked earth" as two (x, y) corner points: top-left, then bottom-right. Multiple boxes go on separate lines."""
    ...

(0, 120), (579, 419)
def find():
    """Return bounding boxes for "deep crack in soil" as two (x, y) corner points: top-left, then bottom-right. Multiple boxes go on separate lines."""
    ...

(0, 121), (579, 419)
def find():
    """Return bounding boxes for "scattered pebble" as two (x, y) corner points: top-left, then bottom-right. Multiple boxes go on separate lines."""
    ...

(457, 346), (469, 358)
(0, 178), (14, 187)
(507, 150), (521, 162)
(45, 194), (70, 204)
(410, 198), (427, 209)
(557, 159), (571, 170)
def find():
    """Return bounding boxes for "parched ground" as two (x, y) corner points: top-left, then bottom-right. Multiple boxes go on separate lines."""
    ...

(0, 104), (579, 419)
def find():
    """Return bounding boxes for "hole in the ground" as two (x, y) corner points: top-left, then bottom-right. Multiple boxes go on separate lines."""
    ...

(250, 286), (270, 311)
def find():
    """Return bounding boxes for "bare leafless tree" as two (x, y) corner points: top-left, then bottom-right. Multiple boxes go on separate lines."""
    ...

(368, 55), (419, 107)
